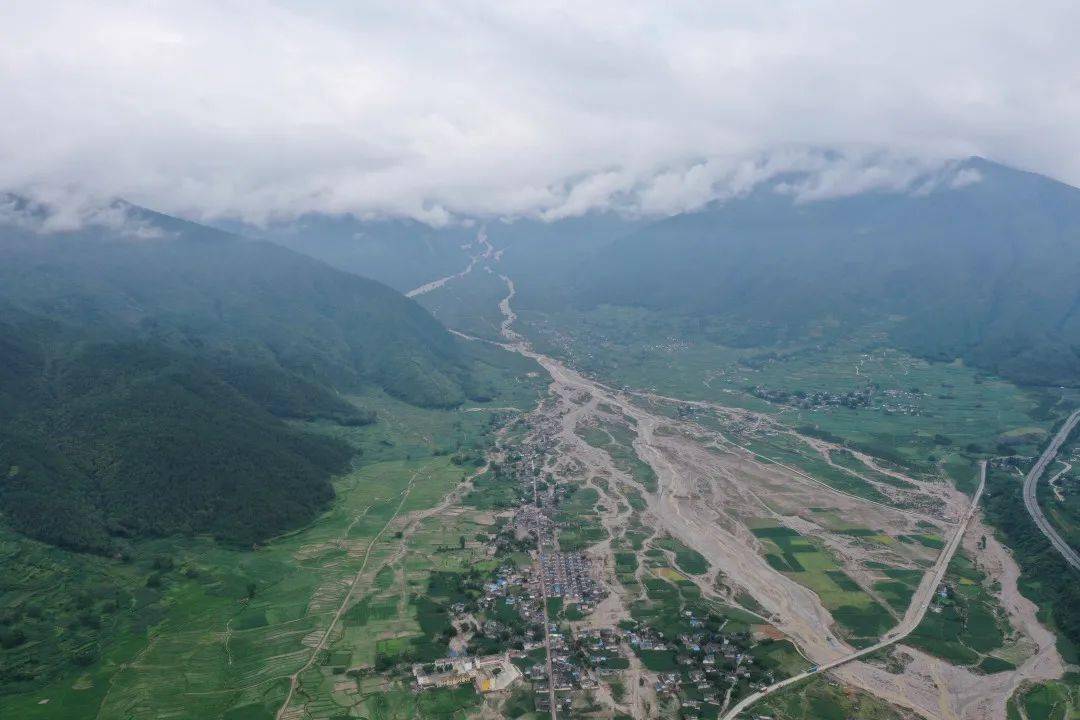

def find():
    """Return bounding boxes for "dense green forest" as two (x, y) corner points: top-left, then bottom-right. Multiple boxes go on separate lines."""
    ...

(0, 200), (504, 555)
(0, 202), (484, 408)
(0, 319), (357, 553)
(222, 214), (477, 293)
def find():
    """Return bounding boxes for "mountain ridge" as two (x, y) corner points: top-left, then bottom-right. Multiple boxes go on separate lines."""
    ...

(561, 158), (1080, 387)
(0, 200), (498, 553)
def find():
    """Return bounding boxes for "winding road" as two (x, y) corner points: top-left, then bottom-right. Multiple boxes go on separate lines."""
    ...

(1021, 409), (1080, 571)
(720, 461), (988, 719)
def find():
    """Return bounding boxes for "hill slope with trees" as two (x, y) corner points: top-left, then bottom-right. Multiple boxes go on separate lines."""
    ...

(571, 158), (1080, 387)
(0, 200), (493, 553)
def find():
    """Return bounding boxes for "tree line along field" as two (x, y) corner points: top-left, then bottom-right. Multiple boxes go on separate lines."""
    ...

(0, 366), (544, 719)
(984, 464), (1080, 664)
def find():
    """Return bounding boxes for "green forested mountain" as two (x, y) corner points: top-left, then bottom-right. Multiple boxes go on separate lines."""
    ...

(0, 319), (354, 553)
(488, 213), (646, 308)
(203, 158), (1080, 390)
(0, 203), (481, 407)
(571, 159), (1080, 387)
(221, 214), (477, 293)
(0, 200), (491, 553)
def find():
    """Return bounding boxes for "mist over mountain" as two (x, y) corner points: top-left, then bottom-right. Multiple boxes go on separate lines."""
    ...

(0, 200), (482, 406)
(4, 156), (1074, 553)
(6, 6), (1080, 717)
(552, 158), (1080, 388)
(254, 156), (1080, 390)
(217, 214), (478, 294)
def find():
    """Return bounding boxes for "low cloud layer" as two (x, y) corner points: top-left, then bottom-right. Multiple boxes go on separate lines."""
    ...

(3, 2), (1079, 225)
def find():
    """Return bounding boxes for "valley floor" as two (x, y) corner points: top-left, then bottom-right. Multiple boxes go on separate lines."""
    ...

(4, 240), (1079, 720)
(477, 272), (1070, 720)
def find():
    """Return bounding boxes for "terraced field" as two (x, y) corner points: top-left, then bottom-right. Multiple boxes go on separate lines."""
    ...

(0, 366), (544, 720)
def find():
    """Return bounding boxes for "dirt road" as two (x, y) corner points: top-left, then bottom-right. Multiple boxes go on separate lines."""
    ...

(275, 470), (423, 720)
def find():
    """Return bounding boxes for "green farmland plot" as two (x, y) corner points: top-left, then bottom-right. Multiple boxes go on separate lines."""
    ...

(752, 525), (893, 645)
(907, 548), (1011, 668)
(654, 536), (710, 575)
(1007, 678), (1080, 720)
(872, 567), (923, 612)
(523, 305), (1062, 476)
(757, 674), (918, 720)
(91, 457), (467, 720)
(1, 387), (518, 720)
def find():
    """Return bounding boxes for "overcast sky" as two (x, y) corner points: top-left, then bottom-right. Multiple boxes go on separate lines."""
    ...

(3, 1), (1080, 225)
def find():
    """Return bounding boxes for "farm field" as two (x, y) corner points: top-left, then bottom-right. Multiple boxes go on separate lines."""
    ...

(750, 525), (894, 646)
(0, 360), (545, 720)
(905, 548), (1012, 669)
(755, 675), (918, 720)
(4, 456), (478, 719)
(520, 305), (1071, 478)
(1006, 677), (1080, 720)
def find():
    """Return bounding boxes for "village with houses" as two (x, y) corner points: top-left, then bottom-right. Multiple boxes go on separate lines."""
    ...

(396, 412), (800, 720)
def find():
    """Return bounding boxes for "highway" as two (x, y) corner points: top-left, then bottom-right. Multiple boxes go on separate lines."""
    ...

(720, 461), (988, 720)
(1021, 408), (1080, 570)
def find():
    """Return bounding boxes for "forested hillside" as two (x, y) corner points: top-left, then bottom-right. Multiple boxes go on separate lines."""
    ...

(571, 159), (1080, 387)
(0, 202), (482, 408)
(0, 317), (357, 553)
(0, 200), (495, 553)
(224, 214), (476, 293)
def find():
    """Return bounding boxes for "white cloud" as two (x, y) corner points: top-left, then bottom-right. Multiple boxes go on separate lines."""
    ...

(0, 1), (1076, 226)
(1, 191), (167, 238)
(949, 168), (984, 189)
